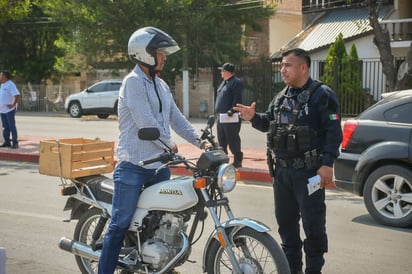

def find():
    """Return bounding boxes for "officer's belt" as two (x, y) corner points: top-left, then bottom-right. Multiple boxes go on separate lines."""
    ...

(275, 150), (321, 170)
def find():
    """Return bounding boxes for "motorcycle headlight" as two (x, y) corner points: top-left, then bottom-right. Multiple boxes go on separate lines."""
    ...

(217, 163), (237, 193)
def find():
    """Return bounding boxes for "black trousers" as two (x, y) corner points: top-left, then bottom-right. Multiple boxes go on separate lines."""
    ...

(216, 121), (242, 156)
(273, 167), (327, 274)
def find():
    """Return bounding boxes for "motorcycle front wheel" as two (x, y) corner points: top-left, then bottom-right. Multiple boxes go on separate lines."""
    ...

(205, 227), (290, 274)
(74, 207), (133, 274)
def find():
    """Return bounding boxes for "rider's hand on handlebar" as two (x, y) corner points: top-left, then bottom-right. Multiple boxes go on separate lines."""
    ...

(199, 140), (212, 150)
(172, 145), (178, 153)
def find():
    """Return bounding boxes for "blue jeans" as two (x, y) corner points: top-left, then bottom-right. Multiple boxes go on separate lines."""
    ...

(98, 161), (170, 274)
(1, 108), (18, 145)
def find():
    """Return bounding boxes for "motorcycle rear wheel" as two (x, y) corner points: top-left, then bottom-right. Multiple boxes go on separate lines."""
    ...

(205, 227), (290, 274)
(74, 207), (133, 274)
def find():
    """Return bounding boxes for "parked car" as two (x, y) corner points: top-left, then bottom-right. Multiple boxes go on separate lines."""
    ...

(334, 89), (412, 228)
(64, 80), (122, 118)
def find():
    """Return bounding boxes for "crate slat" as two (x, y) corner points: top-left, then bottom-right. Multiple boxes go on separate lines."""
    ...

(38, 138), (115, 178)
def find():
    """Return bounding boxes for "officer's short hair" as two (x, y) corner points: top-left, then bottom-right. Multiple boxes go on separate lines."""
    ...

(282, 48), (311, 68)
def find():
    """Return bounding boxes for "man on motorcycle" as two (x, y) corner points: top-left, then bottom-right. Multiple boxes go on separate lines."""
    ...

(98, 26), (205, 274)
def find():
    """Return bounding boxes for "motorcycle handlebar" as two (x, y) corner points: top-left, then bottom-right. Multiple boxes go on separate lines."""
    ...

(138, 152), (171, 166)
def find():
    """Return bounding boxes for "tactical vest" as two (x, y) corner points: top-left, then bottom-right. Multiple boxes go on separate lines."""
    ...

(267, 80), (322, 158)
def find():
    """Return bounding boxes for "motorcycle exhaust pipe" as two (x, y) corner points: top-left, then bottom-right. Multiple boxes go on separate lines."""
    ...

(59, 237), (101, 261)
(59, 237), (134, 270)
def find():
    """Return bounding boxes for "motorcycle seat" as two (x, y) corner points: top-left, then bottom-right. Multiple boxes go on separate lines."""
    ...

(101, 179), (114, 194)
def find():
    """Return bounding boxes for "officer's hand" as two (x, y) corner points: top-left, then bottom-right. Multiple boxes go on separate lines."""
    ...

(317, 165), (336, 189)
(233, 102), (256, 121)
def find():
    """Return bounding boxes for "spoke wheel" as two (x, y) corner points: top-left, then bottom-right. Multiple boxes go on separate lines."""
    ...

(73, 208), (133, 274)
(205, 227), (290, 274)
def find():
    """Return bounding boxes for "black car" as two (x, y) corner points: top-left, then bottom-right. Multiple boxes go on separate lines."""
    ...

(334, 89), (412, 228)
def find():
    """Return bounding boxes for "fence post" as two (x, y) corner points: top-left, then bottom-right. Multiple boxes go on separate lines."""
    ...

(45, 97), (48, 112)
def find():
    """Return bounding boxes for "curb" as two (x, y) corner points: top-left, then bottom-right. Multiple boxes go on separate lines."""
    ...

(0, 151), (39, 163)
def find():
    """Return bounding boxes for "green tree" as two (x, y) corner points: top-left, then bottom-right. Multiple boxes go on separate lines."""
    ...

(0, 0), (32, 22)
(0, 0), (273, 86)
(366, 0), (412, 91)
(321, 33), (348, 92)
(344, 44), (365, 114)
(0, 1), (63, 83)
(43, 0), (274, 84)
(322, 33), (365, 115)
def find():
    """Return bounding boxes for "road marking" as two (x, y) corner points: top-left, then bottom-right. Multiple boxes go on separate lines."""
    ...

(0, 209), (65, 221)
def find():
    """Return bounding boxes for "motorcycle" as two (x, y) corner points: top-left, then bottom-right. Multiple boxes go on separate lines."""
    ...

(57, 115), (290, 274)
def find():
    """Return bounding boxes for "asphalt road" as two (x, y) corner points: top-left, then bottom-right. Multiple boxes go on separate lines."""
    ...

(1, 160), (411, 274)
(15, 112), (267, 149)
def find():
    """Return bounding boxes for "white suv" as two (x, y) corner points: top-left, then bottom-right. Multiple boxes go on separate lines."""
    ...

(65, 80), (122, 119)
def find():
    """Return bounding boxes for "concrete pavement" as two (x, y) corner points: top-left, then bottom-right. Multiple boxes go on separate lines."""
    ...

(0, 134), (272, 182)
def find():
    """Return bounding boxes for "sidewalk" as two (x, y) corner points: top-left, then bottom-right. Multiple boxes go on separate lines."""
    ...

(0, 135), (272, 183)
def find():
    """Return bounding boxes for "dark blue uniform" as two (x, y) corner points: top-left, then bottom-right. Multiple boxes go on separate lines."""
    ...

(215, 75), (243, 166)
(251, 78), (342, 274)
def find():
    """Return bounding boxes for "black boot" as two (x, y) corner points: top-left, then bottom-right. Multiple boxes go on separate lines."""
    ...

(233, 152), (243, 168)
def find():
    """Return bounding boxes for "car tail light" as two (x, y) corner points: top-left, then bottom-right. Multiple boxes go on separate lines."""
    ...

(341, 119), (358, 149)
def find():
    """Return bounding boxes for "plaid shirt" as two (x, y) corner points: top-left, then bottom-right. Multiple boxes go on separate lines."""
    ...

(116, 65), (199, 168)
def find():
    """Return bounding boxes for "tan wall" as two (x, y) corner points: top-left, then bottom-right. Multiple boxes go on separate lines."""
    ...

(397, 0), (412, 18)
(270, 0), (301, 12)
(269, 13), (302, 53)
(267, 0), (302, 54)
(174, 68), (214, 118)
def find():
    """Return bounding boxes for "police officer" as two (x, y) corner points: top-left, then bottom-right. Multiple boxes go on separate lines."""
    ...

(215, 62), (243, 167)
(234, 48), (342, 274)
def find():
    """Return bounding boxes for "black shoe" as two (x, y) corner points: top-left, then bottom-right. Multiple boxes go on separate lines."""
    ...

(11, 144), (19, 149)
(233, 162), (242, 168)
(0, 143), (11, 147)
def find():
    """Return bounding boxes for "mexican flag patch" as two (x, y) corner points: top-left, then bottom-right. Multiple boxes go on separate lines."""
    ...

(329, 114), (340, 120)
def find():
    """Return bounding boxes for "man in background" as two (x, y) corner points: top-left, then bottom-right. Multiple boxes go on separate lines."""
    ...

(215, 62), (243, 167)
(0, 70), (20, 149)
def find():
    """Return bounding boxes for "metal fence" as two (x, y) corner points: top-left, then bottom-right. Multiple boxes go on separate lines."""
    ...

(271, 59), (391, 116)
(16, 83), (75, 112)
(310, 59), (388, 116)
(236, 59), (384, 116)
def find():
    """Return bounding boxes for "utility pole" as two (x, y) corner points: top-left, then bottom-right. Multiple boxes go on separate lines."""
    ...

(182, 38), (190, 118)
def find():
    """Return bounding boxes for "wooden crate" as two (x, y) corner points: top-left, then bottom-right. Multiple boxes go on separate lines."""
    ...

(39, 138), (115, 178)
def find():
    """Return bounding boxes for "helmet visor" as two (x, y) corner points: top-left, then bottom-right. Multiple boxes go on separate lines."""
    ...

(158, 45), (180, 56)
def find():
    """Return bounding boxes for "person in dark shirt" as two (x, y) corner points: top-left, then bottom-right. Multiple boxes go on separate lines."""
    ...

(234, 48), (342, 274)
(214, 63), (243, 167)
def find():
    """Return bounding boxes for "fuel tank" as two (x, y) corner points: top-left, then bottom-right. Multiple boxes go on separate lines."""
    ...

(137, 176), (199, 212)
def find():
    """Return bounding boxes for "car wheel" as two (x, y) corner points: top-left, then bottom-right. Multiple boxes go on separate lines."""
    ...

(97, 114), (109, 119)
(114, 100), (118, 116)
(69, 102), (82, 118)
(363, 165), (412, 228)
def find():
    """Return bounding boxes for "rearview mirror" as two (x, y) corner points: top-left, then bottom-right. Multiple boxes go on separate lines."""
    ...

(207, 115), (215, 128)
(138, 127), (160, 141)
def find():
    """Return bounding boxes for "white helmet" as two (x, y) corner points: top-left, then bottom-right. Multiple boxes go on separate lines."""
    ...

(128, 26), (180, 68)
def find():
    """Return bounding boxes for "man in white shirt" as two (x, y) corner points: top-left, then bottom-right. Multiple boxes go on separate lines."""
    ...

(0, 70), (20, 149)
